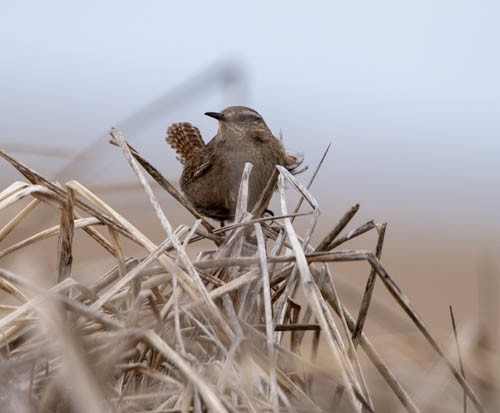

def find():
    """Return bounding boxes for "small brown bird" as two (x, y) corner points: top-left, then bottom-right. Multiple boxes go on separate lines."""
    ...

(166, 106), (303, 222)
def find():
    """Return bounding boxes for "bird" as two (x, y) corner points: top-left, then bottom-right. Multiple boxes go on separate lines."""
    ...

(166, 106), (304, 222)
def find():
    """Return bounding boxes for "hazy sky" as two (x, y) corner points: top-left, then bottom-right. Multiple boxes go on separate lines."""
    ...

(1, 1), (500, 335)
(1, 1), (499, 240)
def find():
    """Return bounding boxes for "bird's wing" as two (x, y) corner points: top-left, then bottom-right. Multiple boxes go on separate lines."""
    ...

(183, 153), (214, 184)
(166, 122), (205, 165)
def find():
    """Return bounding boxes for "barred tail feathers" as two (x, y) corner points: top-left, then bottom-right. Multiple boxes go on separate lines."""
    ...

(166, 122), (205, 165)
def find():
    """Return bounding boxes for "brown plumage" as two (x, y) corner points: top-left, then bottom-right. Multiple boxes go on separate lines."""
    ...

(166, 123), (205, 165)
(166, 106), (304, 221)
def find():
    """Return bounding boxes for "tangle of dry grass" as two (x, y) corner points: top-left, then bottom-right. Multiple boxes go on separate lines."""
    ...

(0, 129), (488, 412)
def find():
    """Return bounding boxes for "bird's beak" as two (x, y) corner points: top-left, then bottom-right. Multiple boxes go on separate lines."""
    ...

(204, 112), (225, 121)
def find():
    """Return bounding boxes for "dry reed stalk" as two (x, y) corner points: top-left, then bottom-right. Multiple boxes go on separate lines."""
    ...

(351, 222), (387, 347)
(0, 132), (487, 413)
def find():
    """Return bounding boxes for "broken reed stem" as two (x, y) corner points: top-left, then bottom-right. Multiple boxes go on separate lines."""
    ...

(316, 203), (360, 252)
(254, 222), (279, 412)
(450, 305), (467, 413)
(327, 219), (376, 250)
(57, 186), (74, 283)
(352, 222), (387, 347)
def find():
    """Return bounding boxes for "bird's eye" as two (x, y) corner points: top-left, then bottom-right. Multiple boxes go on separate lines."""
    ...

(237, 114), (260, 122)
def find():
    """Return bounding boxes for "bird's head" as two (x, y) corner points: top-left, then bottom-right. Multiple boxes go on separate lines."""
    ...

(205, 106), (272, 139)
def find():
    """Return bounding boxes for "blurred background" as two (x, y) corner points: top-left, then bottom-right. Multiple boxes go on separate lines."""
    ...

(0, 0), (499, 396)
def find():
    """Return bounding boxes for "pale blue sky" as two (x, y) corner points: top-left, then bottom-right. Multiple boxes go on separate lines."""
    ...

(0, 0), (499, 242)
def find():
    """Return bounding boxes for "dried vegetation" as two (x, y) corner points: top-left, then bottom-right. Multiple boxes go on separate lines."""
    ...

(0, 129), (490, 412)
